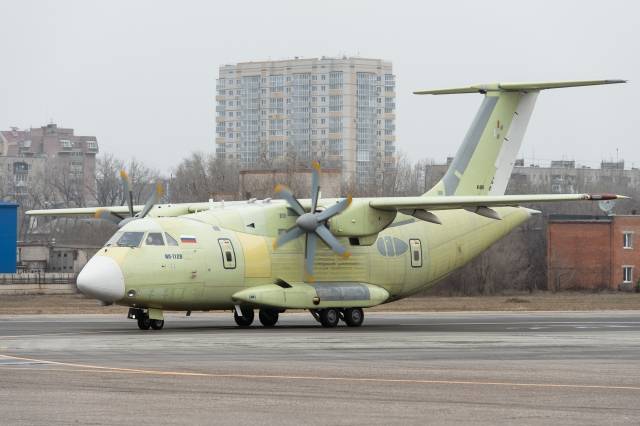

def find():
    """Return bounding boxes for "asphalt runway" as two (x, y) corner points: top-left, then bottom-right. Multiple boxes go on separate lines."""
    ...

(1, 311), (640, 425)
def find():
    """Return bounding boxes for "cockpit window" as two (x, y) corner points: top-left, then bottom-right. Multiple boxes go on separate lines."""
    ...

(165, 233), (179, 246)
(105, 231), (123, 247)
(117, 232), (145, 247)
(145, 232), (165, 246)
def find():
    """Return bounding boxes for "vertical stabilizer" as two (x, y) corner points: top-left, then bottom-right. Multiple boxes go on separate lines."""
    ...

(416, 79), (625, 196)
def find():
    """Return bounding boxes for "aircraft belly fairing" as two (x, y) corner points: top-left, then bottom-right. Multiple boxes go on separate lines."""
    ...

(232, 281), (389, 310)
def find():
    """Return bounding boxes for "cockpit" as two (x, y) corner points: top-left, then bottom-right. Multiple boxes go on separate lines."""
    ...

(104, 230), (180, 248)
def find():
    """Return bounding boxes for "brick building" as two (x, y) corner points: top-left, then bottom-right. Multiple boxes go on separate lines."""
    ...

(0, 123), (99, 204)
(547, 214), (640, 291)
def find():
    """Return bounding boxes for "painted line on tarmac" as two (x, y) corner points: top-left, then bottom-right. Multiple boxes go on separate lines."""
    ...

(1, 354), (639, 392)
(0, 330), (129, 339)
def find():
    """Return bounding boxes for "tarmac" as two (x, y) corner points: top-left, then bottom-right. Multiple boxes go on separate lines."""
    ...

(1, 311), (640, 425)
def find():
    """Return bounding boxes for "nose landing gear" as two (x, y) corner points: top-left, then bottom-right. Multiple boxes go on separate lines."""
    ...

(128, 308), (165, 330)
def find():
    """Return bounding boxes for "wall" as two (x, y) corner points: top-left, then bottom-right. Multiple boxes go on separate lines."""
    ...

(547, 220), (612, 290)
(0, 203), (17, 273)
(611, 216), (640, 289)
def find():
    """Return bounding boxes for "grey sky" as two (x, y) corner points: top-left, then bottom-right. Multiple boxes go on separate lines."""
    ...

(1, 0), (637, 173)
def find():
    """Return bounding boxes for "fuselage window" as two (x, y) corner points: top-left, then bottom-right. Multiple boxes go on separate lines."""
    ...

(117, 232), (145, 248)
(393, 238), (408, 255)
(376, 238), (386, 256)
(165, 233), (179, 246)
(384, 236), (395, 256)
(145, 232), (165, 246)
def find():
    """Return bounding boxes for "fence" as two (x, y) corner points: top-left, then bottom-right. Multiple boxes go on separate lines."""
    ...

(0, 272), (77, 285)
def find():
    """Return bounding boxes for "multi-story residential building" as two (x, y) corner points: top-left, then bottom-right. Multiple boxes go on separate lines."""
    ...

(215, 57), (396, 188)
(0, 123), (99, 205)
(420, 159), (640, 195)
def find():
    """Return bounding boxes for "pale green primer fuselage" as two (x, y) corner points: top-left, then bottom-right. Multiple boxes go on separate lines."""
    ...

(100, 200), (531, 311)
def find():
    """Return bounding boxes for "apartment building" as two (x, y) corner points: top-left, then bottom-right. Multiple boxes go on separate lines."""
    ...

(0, 123), (99, 204)
(215, 57), (396, 187)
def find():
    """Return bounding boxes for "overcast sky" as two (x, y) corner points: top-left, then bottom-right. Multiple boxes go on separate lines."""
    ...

(0, 0), (637, 173)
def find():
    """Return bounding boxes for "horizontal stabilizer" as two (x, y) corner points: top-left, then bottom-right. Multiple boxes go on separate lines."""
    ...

(414, 79), (626, 95)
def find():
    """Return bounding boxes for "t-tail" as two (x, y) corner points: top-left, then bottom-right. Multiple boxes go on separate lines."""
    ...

(418, 80), (626, 197)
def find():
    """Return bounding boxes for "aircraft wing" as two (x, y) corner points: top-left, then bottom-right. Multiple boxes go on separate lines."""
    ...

(25, 202), (216, 218)
(26, 206), (138, 218)
(369, 193), (627, 212)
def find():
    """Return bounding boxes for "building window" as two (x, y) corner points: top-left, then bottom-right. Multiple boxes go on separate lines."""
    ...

(329, 71), (343, 89)
(623, 232), (633, 249)
(623, 266), (633, 283)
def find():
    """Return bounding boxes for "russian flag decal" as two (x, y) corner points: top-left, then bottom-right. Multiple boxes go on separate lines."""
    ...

(180, 235), (197, 244)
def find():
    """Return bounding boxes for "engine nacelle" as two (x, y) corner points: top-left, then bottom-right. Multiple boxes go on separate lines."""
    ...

(328, 199), (396, 237)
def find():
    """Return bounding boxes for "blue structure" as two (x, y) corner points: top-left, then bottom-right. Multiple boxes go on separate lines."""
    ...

(0, 202), (18, 273)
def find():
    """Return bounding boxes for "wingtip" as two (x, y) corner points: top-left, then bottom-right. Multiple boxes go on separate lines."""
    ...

(588, 193), (630, 201)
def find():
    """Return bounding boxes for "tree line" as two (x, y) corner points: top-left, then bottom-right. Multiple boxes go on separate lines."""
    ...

(14, 151), (640, 294)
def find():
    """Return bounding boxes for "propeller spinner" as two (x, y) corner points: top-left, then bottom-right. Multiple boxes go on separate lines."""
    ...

(273, 161), (352, 280)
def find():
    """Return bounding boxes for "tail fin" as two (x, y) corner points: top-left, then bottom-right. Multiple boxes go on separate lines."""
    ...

(418, 80), (626, 196)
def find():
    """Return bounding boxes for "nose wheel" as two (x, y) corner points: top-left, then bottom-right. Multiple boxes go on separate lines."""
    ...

(129, 308), (165, 331)
(137, 315), (151, 330)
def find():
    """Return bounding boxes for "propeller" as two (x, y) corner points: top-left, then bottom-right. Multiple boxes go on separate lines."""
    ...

(94, 170), (164, 228)
(273, 161), (352, 280)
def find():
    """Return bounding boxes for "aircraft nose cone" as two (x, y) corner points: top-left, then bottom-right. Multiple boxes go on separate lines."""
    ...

(77, 256), (125, 302)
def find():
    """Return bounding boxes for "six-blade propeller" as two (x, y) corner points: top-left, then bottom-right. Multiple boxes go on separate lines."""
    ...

(273, 161), (352, 279)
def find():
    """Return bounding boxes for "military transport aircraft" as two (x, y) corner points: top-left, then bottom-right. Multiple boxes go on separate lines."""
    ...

(28, 79), (627, 330)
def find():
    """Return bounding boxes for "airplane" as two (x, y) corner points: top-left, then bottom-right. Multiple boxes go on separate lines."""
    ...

(27, 79), (627, 330)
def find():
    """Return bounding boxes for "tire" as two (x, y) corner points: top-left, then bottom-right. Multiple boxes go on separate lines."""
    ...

(344, 308), (364, 327)
(319, 308), (339, 328)
(259, 309), (279, 327)
(137, 316), (151, 330)
(234, 307), (254, 327)
(150, 319), (165, 330)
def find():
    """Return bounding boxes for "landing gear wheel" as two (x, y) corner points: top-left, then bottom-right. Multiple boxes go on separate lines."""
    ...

(137, 315), (151, 330)
(234, 306), (254, 327)
(259, 309), (279, 327)
(319, 308), (340, 328)
(150, 319), (165, 330)
(344, 308), (364, 327)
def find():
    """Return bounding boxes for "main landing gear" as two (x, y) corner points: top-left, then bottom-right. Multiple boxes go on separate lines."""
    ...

(129, 308), (164, 330)
(233, 306), (281, 327)
(311, 307), (364, 328)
